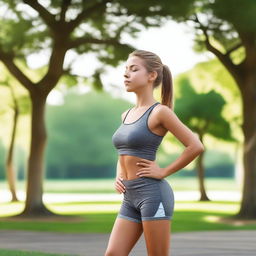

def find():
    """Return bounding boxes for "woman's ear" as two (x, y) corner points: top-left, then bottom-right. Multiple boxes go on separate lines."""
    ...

(148, 71), (158, 82)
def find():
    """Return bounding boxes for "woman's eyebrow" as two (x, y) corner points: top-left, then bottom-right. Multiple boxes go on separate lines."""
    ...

(125, 64), (139, 69)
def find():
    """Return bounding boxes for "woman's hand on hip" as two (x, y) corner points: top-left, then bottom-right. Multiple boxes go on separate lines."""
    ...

(136, 159), (166, 179)
(114, 176), (126, 194)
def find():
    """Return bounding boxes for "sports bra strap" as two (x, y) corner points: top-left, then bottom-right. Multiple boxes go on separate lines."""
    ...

(123, 102), (159, 123)
(147, 102), (158, 116)
(123, 108), (132, 123)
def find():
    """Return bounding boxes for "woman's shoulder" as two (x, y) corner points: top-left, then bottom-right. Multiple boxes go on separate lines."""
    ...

(154, 103), (176, 121)
(155, 102), (173, 114)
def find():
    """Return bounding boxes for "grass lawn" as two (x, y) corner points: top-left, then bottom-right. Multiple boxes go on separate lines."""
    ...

(0, 249), (70, 256)
(0, 190), (255, 256)
(0, 178), (253, 255)
(0, 200), (256, 233)
(0, 177), (241, 194)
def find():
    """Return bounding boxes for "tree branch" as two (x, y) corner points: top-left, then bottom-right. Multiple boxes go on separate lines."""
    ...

(23, 0), (57, 30)
(193, 14), (241, 84)
(37, 43), (67, 94)
(59, 0), (72, 22)
(0, 51), (35, 92)
(68, 0), (110, 31)
(115, 18), (136, 39)
(67, 36), (125, 49)
(226, 42), (243, 56)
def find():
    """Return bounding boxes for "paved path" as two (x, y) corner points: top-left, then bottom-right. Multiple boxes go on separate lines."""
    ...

(0, 230), (255, 256)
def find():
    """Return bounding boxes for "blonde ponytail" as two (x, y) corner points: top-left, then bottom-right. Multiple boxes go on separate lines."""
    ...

(162, 65), (173, 109)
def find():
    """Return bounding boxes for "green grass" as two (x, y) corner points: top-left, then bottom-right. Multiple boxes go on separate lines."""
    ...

(0, 200), (256, 233)
(0, 178), (252, 255)
(0, 177), (241, 193)
(0, 249), (71, 256)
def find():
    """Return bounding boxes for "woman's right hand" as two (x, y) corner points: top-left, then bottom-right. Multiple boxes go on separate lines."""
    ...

(115, 177), (126, 194)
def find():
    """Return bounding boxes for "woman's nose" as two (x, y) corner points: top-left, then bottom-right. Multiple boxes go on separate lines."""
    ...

(124, 72), (129, 78)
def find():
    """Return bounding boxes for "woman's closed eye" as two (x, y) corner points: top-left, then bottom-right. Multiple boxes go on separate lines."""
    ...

(124, 69), (138, 74)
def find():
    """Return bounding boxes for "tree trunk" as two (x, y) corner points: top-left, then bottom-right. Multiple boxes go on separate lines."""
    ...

(237, 75), (256, 219)
(196, 149), (210, 201)
(5, 88), (19, 202)
(19, 92), (54, 216)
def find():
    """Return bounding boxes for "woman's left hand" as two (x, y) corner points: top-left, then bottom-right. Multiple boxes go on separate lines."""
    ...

(136, 159), (166, 179)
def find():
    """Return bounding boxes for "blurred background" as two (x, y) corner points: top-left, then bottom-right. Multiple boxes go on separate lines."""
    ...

(0, 1), (255, 254)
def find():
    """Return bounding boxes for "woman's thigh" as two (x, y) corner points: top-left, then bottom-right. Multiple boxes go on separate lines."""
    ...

(105, 217), (143, 256)
(143, 220), (171, 256)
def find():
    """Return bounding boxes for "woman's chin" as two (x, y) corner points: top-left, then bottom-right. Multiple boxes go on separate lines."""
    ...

(125, 86), (134, 92)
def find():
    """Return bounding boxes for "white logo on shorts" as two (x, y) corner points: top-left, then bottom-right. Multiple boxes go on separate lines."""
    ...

(154, 202), (166, 217)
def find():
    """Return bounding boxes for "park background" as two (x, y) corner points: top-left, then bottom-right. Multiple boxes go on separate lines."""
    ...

(0, 0), (256, 255)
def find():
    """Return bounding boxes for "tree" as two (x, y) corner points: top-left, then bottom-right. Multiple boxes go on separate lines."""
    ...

(0, 80), (19, 201)
(175, 77), (235, 201)
(158, 0), (256, 218)
(0, 67), (30, 202)
(5, 84), (19, 202)
(0, 0), (167, 216)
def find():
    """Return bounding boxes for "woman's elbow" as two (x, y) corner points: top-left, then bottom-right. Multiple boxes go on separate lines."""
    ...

(189, 141), (204, 155)
(195, 142), (204, 154)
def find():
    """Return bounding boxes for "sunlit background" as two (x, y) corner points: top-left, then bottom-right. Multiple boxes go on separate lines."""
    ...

(0, 1), (255, 255)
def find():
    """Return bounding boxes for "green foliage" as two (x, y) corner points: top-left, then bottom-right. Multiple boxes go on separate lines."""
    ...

(0, 17), (32, 53)
(45, 90), (131, 178)
(213, 0), (256, 32)
(0, 1), (50, 54)
(160, 0), (255, 64)
(0, 64), (31, 114)
(97, 44), (135, 67)
(175, 77), (235, 142)
(158, 0), (196, 20)
(179, 58), (243, 143)
(0, 0), (174, 91)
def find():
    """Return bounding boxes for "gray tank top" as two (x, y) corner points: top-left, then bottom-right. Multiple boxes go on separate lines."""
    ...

(112, 102), (164, 161)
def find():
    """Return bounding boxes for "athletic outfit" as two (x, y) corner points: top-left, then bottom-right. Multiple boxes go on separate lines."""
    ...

(112, 102), (174, 223)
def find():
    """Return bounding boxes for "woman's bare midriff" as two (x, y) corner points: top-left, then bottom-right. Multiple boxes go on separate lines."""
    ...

(118, 155), (152, 180)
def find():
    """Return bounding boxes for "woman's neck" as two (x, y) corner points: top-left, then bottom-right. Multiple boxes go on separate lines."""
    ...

(134, 90), (156, 108)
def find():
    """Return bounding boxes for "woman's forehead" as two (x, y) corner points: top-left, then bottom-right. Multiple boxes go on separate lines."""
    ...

(125, 56), (144, 68)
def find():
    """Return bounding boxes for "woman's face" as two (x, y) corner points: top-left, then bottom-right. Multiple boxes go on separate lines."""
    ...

(123, 56), (151, 92)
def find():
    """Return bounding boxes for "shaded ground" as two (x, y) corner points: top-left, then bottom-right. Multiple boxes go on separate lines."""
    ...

(0, 230), (255, 256)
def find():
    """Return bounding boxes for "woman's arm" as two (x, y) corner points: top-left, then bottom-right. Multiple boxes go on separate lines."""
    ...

(159, 105), (204, 177)
(136, 105), (204, 179)
(114, 159), (126, 193)
(115, 159), (122, 179)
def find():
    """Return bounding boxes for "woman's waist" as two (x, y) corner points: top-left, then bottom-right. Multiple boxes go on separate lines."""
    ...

(119, 155), (151, 180)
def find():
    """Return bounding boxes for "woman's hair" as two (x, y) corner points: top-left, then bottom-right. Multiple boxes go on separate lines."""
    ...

(129, 50), (173, 109)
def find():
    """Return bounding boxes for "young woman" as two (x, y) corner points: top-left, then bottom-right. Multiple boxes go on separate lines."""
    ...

(105, 50), (204, 256)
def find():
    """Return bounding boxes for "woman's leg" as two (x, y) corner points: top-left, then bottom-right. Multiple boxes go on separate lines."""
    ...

(105, 217), (143, 256)
(142, 220), (171, 256)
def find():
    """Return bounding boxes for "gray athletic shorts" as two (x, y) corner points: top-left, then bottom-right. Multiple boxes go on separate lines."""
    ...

(117, 177), (175, 223)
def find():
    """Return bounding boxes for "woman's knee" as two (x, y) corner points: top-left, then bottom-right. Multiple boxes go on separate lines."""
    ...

(147, 248), (169, 256)
(105, 248), (127, 256)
